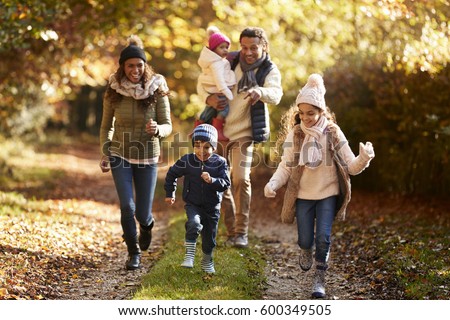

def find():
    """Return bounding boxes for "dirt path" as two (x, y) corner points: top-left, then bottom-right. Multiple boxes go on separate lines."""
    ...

(43, 143), (380, 300)
(7, 142), (408, 300)
(39, 142), (367, 300)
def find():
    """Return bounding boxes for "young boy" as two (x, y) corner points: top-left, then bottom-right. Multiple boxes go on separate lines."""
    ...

(164, 124), (230, 273)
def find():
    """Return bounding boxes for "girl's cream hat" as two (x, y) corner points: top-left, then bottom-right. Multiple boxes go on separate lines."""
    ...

(295, 73), (326, 110)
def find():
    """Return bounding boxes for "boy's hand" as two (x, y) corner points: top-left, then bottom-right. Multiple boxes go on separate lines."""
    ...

(165, 197), (175, 205)
(201, 172), (212, 184)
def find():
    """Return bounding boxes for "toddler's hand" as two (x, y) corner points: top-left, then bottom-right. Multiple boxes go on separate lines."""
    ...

(201, 172), (212, 184)
(165, 197), (175, 205)
(220, 88), (233, 101)
(264, 182), (277, 198)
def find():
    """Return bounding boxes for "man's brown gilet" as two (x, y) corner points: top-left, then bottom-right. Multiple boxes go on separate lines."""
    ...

(280, 123), (351, 224)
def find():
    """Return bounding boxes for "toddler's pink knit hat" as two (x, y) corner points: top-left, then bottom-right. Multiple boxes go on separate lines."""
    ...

(207, 26), (230, 51)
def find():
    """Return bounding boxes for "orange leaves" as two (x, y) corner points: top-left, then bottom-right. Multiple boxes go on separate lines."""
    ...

(0, 194), (120, 300)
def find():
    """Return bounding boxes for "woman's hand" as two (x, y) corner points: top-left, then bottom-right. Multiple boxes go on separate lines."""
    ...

(99, 156), (110, 173)
(146, 118), (159, 136)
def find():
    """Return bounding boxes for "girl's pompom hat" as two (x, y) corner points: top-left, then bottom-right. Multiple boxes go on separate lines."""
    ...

(207, 26), (230, 51)
(295, 74), (327, 111)
(119, 35), (147, 65)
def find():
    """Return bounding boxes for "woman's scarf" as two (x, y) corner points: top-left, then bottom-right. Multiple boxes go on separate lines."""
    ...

(237, 52), (266, 93)
(299, 115), (328, 169)
(109, 73), (169, 100)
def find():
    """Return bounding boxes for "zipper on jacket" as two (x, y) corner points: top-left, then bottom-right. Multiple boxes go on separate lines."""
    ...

(201, 162), (204, 205)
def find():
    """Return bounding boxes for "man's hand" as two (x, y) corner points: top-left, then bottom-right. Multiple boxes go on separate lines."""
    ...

(244, 87), (262, 106)
(206, 93), (228, 111)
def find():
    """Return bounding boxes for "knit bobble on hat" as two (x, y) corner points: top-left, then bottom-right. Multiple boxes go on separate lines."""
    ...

(207, 26), (230, 52)
(295, 74), (327, 111)
(119, 35), (147, 65)
(192, 124), (218, 150)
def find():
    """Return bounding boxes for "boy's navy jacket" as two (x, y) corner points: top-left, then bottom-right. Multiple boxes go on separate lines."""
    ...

(164, 153), (231, 210)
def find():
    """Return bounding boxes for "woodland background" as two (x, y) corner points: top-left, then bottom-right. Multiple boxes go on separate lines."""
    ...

(1, 0), (449, 195)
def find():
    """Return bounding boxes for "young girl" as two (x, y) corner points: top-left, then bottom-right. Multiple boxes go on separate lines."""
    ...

(264, 74), (374, 298)
(196, 26), (237, 141)
(165, 124), (231, 273)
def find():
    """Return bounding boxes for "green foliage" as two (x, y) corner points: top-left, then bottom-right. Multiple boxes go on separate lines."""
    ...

(325, 55), (450, 195)
(1, 0), (449, 194)
(134, 214), (266, 300)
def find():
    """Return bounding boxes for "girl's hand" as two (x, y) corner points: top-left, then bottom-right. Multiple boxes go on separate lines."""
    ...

(165, 197), (175, 205)
(201, 172), (212, 184)
(146, 118), (159, 136)
(359, 142), (375, 160)
(264, 182), (277, 198)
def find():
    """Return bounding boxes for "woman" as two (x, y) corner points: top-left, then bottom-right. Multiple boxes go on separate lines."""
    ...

(99, 35), (172, 270)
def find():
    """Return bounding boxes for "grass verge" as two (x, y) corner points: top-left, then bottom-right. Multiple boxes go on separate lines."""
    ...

(384, 222), (449, 299)
(133, 213), (267, 300)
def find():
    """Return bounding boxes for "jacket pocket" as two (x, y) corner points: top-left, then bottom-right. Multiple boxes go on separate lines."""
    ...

(182, 180), (190, 203)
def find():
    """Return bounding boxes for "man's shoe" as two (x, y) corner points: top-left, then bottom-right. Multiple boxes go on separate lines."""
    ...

(299, 248), (313, 271)
(234, 234), (248, 248)
(223, 236), (235, 247)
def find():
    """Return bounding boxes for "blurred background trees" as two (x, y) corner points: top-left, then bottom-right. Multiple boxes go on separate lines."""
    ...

(1, 0), (449, 195)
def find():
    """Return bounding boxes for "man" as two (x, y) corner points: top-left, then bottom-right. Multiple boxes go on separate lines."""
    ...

(197, 26), (283, 247)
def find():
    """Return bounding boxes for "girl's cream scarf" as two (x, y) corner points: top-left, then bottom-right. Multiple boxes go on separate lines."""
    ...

(299, 115), (328, 168)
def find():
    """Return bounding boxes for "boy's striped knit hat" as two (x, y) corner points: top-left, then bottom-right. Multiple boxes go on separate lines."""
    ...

(192, 124), (218, 150)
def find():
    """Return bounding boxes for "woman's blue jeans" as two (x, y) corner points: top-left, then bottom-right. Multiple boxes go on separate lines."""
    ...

(295, 196), (337, 264)
(110, 156), (157, 241)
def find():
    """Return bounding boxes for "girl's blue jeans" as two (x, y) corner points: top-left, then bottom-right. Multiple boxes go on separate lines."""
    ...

(184, 204), (220, 255)
(110, 156), (157, 241)
(295, 196), (337, 264)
